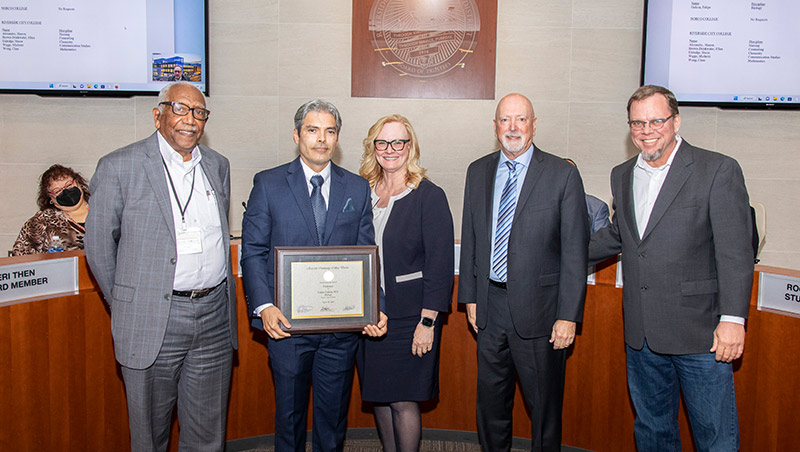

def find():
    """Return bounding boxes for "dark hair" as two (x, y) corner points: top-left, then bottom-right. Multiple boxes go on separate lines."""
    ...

(293, 99), (342, 134)
(627, 85), (680, 119)
(37, 164), (90, 210)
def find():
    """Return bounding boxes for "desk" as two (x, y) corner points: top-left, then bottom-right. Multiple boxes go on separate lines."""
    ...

(0, 250), (797, 451)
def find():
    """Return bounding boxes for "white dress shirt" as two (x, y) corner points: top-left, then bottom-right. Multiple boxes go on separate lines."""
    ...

(157, 132), (226, 291)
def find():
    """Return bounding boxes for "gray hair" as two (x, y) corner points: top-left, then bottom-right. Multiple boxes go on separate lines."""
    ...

(293, 99), (342, 133)
(157, 82), (206, 112)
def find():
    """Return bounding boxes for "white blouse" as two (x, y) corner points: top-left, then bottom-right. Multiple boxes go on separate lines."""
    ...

(371, 186), (413, 290)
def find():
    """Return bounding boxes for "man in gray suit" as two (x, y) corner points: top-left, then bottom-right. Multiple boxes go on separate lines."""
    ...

(458, 93), (589, 452)
(85, 82), (238, 452)
(590, 85), (753, 451)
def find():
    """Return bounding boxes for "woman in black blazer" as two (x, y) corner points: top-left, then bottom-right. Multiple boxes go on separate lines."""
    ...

(357, 115), (454, 452)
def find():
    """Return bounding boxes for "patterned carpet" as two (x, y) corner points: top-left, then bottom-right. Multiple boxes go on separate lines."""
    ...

(240, 438), (526, 451)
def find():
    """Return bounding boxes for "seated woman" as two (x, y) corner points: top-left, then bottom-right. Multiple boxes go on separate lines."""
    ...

(12, 164), (90, 255)
(357, 115), (454, 452)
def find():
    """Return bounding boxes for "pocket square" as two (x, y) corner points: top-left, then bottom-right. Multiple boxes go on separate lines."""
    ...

(342, 198), (355, 212)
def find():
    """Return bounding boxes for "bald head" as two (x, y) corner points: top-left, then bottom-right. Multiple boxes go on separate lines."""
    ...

(494, 93), (537, 159)
(495, 93), (534, 119)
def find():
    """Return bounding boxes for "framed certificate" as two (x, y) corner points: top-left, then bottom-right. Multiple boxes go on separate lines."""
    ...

(274, 246), (380, 333)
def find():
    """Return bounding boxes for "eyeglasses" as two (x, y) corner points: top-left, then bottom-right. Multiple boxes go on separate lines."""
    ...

(159, 101), (210, 121)
(373, 139), (409, 151)
(48, 179), (76, 197)
(628, 114), (675, 131)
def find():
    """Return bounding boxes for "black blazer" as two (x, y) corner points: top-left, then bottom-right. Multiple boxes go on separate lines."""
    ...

(458, 146), (589, 339)
(380, 179), (454, 319)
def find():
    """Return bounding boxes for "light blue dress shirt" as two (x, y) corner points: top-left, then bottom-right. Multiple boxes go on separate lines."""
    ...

(489, 144), (534, 282)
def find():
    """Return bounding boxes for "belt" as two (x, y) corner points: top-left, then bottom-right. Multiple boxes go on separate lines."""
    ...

(172, 280), (225, 299)
(488, 279), (507, 290)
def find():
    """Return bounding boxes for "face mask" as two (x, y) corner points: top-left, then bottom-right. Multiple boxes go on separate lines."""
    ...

(56, 186), (82, 207)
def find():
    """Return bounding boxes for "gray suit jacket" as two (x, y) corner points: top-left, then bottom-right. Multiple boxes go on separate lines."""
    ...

(458, 146), (589, 338)
(85, 132), (238, 369)
(589, 140), (753, 355)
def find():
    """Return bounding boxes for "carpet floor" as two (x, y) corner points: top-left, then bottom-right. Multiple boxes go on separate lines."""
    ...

(240, 438), (529, 451)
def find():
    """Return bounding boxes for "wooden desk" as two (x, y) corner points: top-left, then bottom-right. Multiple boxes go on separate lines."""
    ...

(0, 251), (797, 451)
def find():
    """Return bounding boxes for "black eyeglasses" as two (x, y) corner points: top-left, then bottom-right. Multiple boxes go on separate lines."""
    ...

(159, 101), (210, 121)
(373, 139), (409, 151)
(628, 114), (674, 131)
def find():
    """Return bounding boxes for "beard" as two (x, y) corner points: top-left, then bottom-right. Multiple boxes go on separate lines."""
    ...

(640, 147), (664, 162)
(500, 133), (527, 155)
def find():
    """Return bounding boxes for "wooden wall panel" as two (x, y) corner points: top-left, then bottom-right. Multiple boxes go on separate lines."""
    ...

(1, 253), (798, 452)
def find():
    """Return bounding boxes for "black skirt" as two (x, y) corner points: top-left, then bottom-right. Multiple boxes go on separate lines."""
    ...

(357, 315), (442, 403)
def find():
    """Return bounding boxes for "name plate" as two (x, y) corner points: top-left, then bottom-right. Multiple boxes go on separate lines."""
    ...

(758, 272), (800, 318)
(0, 257), (79, 306)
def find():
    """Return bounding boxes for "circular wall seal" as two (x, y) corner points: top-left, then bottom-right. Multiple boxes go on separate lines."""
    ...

(369, 0), (480, 78)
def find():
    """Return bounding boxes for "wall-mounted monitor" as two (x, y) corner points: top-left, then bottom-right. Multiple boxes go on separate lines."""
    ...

(0, 0), (208, 96)
(641, 0), (799, 109)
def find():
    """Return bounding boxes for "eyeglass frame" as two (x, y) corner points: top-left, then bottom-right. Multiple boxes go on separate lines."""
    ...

(159, 101), (211, 121)
(48, 178), (77, 197)
(373, 139), (410, 151)
(627, 114), (675, 131)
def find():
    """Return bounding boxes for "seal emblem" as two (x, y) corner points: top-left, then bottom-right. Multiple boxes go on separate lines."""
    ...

(369, 0), (480, 78)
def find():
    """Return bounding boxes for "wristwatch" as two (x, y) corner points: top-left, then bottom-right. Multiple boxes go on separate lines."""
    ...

(420, 316), (435, 327)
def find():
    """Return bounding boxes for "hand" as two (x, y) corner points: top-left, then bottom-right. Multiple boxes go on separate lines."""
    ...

(549, 320), (576, 350)
(412, 322), (435, 357)
(710, 321), (745, 362)
(363, 312), (388, 337)
(260, 306), (291, 340)
(466, 303), (478, 333)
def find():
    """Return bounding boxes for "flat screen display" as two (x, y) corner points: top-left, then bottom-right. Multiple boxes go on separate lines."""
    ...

(0, 0), (208, 96)
(642, 0), (799, 109)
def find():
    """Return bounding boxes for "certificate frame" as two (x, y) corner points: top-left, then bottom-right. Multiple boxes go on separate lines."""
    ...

(274, 246), (380, 333)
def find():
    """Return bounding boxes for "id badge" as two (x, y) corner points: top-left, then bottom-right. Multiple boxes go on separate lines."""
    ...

(176, 227), (203, 254)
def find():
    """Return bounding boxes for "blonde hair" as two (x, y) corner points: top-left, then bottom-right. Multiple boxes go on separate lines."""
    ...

(359, 114), (426, 189)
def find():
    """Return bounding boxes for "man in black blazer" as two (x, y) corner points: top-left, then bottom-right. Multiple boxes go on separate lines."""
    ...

(590, 85), (753, 451)
(458, 93), (589, 452)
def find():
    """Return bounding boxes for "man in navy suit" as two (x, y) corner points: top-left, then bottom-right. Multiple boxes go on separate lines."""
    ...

(241, 99), (387, 452)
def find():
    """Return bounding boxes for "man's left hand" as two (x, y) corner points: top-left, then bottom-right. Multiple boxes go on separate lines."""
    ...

(549, 320), (576, 350)
(363, 312), (388, 337)
(711, 321), (745, 362)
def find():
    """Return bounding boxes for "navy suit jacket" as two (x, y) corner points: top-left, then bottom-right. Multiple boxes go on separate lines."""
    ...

(240, 157), (375, 330)
(380, 179), (454, 319)
(586, 194), (610, 235)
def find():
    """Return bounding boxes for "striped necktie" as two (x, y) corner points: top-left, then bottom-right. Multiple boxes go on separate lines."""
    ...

(492, 161), (518, 282)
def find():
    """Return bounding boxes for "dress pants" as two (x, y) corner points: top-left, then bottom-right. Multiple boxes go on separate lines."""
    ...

(476, 283), (566, 452)
(268, 332), (360, 452)
(120, 282), (233, 452)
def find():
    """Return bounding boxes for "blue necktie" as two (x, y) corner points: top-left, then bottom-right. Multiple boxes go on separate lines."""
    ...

(492, 161), (518, 282)
(310, 175), (326, 245)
